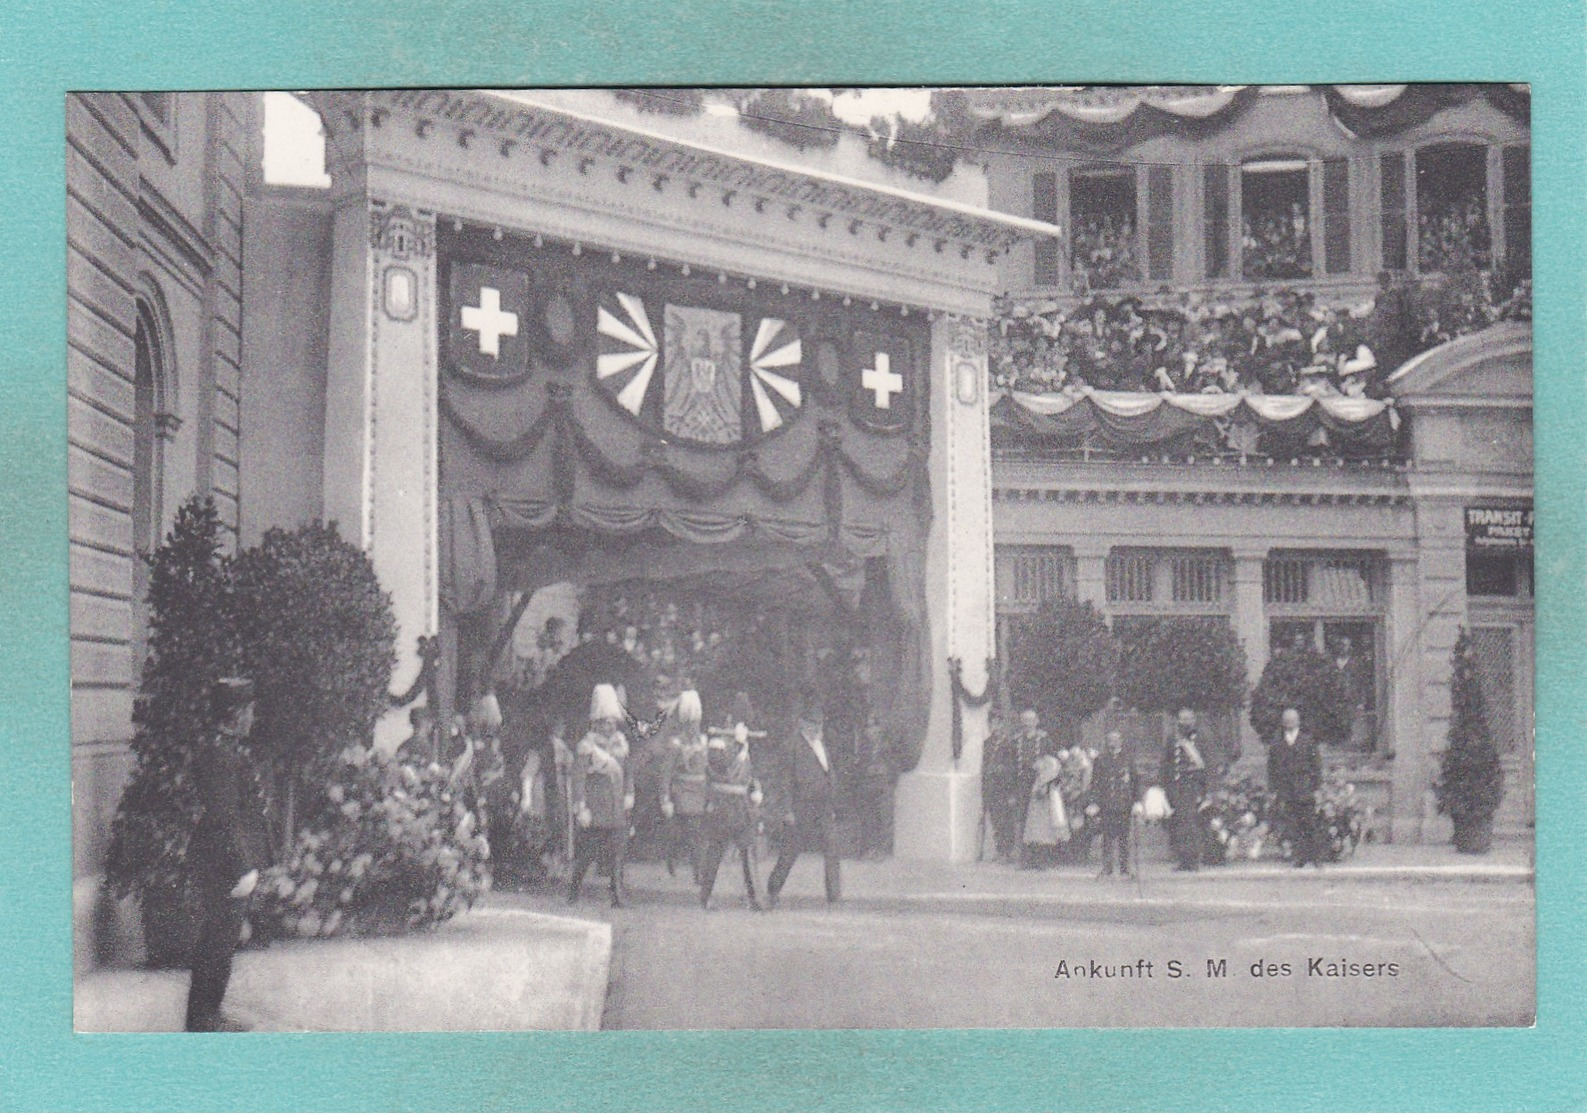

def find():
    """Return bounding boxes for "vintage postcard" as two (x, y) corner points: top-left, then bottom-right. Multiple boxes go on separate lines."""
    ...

(69, 83), (1536, 1036)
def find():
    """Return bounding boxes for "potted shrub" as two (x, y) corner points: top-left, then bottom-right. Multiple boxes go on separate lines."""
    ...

(104, 498), (246, 966)
(1249, 643), (1354, 748)
(1116, 615), (1248, 769)
(232, 522), (397, 851)
(1007, 596), (1119, 751)
(1436, 628), (1505, 854)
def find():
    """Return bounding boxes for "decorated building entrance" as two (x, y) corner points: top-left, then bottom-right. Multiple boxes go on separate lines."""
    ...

(311, 88), (1058, 861)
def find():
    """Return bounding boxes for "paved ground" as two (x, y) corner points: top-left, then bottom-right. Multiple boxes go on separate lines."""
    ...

(496, 842), (1535, 1030)
(75, 907), (610, 1032)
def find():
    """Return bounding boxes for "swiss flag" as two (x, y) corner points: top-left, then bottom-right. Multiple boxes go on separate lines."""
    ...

(448, 263), (531, 381)
(848, 332), (912, 434)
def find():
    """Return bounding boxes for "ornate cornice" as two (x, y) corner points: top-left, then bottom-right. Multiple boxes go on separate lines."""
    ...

(992, 486), (1410, 508)
(314, 89), (1056, 259)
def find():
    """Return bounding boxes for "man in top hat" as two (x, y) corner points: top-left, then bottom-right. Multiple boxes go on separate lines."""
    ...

(185, 676), (270, 1032)
(1268, 706), (1324, 869)
(567, 683), (635, 908)
(766, 694), (841, 908)
(1161, 708), (1210, 872)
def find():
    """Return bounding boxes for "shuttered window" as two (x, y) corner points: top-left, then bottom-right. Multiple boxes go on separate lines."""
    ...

(1146, 165), (1174, 280)
(1380, 153), (1408, 271)
(1204, 164), (1229, 279)
(1032, 171), (1059, 287)
(1502, 144), (1531, 274)
(1323, 157), (1352, 275)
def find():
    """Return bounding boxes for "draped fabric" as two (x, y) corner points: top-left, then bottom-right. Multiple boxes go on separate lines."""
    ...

(437, 221), (936, 770)
(992, 388), (1398, 449)
(965, 84), (1528, 150)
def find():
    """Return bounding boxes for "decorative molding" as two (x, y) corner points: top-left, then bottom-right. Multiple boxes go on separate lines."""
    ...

(152, 411), (183, 442)
(370, 202), (436, 260)
(356, 89), (1039, 255)
(992, 485), (1411, 508)
(136, 178), (214, 281)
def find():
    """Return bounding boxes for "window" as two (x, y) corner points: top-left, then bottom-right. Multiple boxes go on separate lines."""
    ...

(995, 545), (1075, 611)
(131, 306), (169, 675)
(1032, 171), (1060, 287)
(1106, 551), (1155, 604)
(1241, 158), (1312, 280)
(1107, 549), (1229, 610)
(1068, 166), (1139, 290)
(1502, 144), (1531, 275)
(1380, 152), (1409, 271)
(1264, 553), (1380, 608)
(1264, 552), (1386, 752)
(1467, 552), (1533, 598)
(1415, 142), (1490, 272)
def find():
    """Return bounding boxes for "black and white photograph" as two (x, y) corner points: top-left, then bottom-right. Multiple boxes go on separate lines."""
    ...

(69, 84), (1534, 1032)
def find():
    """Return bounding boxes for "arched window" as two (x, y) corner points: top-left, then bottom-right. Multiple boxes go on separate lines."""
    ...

(131, 299), (172, 672)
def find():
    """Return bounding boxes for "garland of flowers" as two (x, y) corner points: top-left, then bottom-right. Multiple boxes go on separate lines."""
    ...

(948, 656), (998, 764)
(734, 89), (845, 150)
(614, 88), (705, 117)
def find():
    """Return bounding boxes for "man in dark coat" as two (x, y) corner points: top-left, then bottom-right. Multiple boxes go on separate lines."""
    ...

(980, 710), (1021, 861)
(1092, 730), (1141, 877)
(185, 677), (270, 1032)
(1161, 708), (1210, 872)
(766, 697), (841, 907)
(1268, 706), (1324, 868)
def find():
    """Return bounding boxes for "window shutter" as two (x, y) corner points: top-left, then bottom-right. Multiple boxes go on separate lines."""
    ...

(1379, 153), (1407, 271)
(1323, 157), (1352, 275)
(1032, 171), (1059, 286)
(1203, 164), (1229, 278)
(1147, 164), (1174, 280)
(1502, 144), (1531, 274)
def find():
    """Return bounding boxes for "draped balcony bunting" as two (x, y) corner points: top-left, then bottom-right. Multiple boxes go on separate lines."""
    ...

(991, 387), (1398, 450)
(963, 84), (1528, 151)
(436, 221), (935, 771)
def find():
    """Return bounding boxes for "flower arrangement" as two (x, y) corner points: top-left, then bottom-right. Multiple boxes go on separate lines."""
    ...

(250, 746), (491, 941)
(1199, 774), (1274, 864)
(1314, 770), (1368, 860)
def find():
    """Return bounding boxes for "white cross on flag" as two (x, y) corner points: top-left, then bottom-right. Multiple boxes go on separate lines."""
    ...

(849, 333), (911, 433)
(448, 262), (531, 380)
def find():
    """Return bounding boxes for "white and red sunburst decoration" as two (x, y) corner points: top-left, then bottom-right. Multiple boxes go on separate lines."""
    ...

(746, 317), (803, 433)
(595, 292), (660, 417)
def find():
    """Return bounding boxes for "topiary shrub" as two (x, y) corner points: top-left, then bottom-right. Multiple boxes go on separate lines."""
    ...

(1007, 596), (1119, 748)
(232, 522), (396, 848)
(1249, 644), (1354, 746)
(250, 746), (491, 941)
(104, 497), (250, 966)
(1117, 616), (1248, 717)
(1435, 628), (1505, 853)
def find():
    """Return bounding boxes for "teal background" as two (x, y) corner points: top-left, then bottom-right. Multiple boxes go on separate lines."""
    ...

(3, 0), (1583, 1109)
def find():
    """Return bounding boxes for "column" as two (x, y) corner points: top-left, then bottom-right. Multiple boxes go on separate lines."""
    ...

(322, 130), (441, 754)
(1073, 543), (1108, 610)
(1230, 548), (1269, 769)
(1385, 550), (1423, 844)
(893, 315), (996, 862)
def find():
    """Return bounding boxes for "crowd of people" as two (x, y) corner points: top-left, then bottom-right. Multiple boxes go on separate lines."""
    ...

(981, 705), (1328, 876)
(395, 680), (887, 913)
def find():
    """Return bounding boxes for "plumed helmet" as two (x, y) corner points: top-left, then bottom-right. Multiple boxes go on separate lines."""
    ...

(675, 689), (703, 726)
(589, 682), (625, 723)
(472, 691), (503, 733)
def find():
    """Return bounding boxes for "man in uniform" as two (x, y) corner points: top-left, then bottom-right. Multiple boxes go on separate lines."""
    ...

(1268, 706), (1324, 868)
(766, 696), (841, 908)
(697, 722), (765, 910)
(980, 709), (1020, 862)
(567, 683), (635, 908)
(184, 677), (270, 1032)
(1161, 708), (1210, 872)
